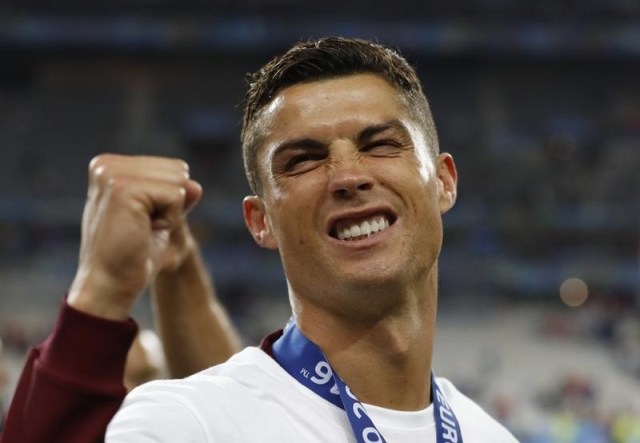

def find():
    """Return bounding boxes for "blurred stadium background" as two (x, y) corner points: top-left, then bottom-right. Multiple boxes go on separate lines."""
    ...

(0, 1), (639, 441)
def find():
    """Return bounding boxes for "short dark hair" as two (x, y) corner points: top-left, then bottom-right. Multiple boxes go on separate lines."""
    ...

(241, 37), (439, 195)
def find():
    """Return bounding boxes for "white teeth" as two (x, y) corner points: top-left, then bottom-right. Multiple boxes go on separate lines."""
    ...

(338, 228), (351, 240)
(336, 215), (391, 241)
(361, 221), (371, 237)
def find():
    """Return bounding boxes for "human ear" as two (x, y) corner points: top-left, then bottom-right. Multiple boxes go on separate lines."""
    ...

(436, 153), (458, 214)
(243, 195), (278, 250)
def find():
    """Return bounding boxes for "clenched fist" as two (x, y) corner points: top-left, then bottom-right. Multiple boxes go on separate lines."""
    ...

(68, 154), (202, 320)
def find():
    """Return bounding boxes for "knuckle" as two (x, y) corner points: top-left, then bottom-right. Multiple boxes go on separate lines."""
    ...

(175, 159), (190, 177)
(89, 153), (113, 171)
(108, 176), (125, 192)
(165, 186), (185, 208)
(176, 158), (189, 171)
(167, 187), (187, 216)
(88, 155), (104, 175)
(176, 187), (187, 204)
(89, 153), (118, 181)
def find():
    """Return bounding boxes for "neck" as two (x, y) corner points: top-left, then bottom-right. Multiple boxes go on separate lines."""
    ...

(293, 284), (437, 411)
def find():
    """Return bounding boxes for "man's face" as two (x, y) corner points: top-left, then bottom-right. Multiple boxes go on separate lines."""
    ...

(244, 74), (457, 313)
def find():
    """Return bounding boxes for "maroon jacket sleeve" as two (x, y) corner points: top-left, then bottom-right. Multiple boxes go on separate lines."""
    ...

(0, 300), (137, 443)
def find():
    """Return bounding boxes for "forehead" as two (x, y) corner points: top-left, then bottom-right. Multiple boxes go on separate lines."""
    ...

(259, 74), (411, 143)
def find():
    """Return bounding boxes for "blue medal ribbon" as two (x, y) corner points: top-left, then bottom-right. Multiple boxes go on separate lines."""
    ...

(272, 319), (463, 443)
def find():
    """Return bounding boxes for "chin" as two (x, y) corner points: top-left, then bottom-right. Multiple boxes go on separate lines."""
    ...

(340, 270), (405, 293)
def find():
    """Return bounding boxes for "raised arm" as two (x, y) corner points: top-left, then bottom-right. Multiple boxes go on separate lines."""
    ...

(0, 154), (240, 443)
(151, 223), (241, 378)
(66, 154), (203, 321)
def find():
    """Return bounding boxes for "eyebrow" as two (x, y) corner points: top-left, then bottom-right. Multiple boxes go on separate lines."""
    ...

(357, 119), (409, 144)
(272, 138), (326, 161)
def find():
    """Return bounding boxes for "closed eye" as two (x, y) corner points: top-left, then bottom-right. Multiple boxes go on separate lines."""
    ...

(361, 140), (403, 154)
(272, 137), (327, 176)
(284, 152), (326, 172)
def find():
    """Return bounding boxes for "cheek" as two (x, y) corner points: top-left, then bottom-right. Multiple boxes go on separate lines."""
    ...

(270, 195), (316, 243)
(404, 178), (440, 223)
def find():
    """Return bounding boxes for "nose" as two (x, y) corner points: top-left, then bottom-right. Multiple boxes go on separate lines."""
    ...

(328, 154), (374, 199)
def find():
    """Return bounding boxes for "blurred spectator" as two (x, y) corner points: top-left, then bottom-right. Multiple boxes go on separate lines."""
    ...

(612, 412), (640, 443)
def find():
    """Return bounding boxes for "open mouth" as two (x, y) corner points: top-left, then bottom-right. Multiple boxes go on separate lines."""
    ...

(330, 212), (397, 241)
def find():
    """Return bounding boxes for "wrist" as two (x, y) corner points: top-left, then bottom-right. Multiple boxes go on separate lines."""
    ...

(68, 270), (137, 321)
(153, 245), (215, 308)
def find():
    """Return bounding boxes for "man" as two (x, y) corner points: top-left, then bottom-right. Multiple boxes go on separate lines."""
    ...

(105, 37), (518, 441)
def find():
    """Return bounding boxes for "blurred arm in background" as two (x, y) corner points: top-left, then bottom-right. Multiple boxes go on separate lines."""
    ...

(152, 223), (241, 379)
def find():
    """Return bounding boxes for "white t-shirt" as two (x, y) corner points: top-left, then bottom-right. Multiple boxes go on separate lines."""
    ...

(107, 347), (518, 442)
